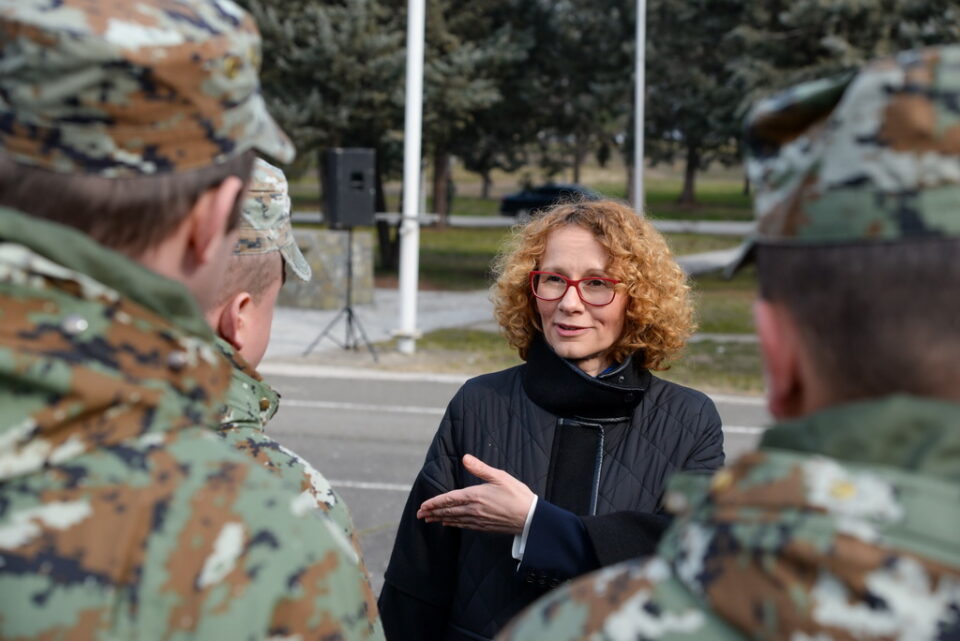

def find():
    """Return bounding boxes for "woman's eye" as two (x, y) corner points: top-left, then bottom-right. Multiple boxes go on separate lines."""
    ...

(544, 274), (566, 284)
(584, 279), (609, 289)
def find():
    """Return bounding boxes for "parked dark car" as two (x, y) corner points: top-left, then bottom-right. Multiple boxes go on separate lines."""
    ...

(499, 182), (601, 217)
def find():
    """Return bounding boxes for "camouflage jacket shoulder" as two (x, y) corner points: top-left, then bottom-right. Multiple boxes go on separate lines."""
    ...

(0, 210), (383, 640)
(499, 397), (960, 641)
(214, 337), (369, 564)
(216, 336), (280, 429)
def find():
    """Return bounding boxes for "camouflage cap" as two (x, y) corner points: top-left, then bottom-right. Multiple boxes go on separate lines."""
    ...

(727, 45), (960, 275)
(236, 158), (311, 282)
(0, 0), (294, 177)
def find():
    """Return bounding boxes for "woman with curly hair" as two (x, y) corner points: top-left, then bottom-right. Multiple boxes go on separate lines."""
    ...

(379, 200), (724, 641)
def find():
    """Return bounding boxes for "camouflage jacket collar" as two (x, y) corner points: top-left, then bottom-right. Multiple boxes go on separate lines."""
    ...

(658, 446), (960, 640)
(214, 337), (279, 431)
(0, 207), (214, 340)
(658, 394), (960, 605)
(761, 395), (960, 482)
(0, 209), (232, 481)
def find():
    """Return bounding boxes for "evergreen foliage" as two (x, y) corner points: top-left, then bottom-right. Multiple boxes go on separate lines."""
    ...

(240, 0), (960, 207)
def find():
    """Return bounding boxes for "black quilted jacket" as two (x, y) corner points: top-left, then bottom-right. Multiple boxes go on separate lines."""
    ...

(379, 336), (724, 641)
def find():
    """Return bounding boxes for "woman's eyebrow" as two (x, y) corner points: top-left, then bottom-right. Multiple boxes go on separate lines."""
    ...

(539, 264), (609, 275)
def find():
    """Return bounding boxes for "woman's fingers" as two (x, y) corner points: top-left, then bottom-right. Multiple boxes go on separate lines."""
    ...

(422, 503), (480, 519)
(418, 488), (473, 516)
(416, 456), (535, 534)
(437, 516), (515, 533)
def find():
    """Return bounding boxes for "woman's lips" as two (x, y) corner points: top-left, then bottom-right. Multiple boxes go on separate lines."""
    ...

(554, 323), (588, 337)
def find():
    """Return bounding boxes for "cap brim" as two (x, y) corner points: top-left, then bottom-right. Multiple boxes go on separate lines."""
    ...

(246, 95), (295, 165)
(281, 241), (312, 282)
(722, 239), (756, 279)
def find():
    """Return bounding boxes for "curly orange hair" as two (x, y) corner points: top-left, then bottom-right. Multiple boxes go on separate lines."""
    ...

(492, 200), (694, 370)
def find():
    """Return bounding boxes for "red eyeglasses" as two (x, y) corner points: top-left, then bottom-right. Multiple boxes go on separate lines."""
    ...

(529, 271), (621, 306)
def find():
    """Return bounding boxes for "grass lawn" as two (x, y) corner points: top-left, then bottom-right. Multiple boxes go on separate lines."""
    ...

(415, 328), (522, 373)
(660, 340), (763, 394)
(593, 177), (753, 222)
(376, 226), (511, 291)
(691, 268), (758, 335)
(664, 232), (742, 256)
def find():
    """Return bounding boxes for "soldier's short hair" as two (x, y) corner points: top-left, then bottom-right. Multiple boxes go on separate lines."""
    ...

(758, 240), (960, 402)
(0, 151), (255, 257)
(218, 252), (284, 307)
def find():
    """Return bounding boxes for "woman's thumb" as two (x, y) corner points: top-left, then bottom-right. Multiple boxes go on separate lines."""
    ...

(463, 454), (499, 481)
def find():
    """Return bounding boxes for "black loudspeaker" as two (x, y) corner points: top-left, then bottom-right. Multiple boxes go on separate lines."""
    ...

(323, 148), (376, 228)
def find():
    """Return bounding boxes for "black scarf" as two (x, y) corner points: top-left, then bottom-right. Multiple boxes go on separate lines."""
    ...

(521, 333), (650, 420)
(521, 334), (651, 514)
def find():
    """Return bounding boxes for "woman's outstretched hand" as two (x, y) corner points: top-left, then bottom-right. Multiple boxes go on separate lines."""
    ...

(417, 454), (535, 534)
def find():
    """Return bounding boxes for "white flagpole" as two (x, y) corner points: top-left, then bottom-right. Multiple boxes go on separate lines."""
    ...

(396, 0), (426, 354)
(632, 0), (646, 214)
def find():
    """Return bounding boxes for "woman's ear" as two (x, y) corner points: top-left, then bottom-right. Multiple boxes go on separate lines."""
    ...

(217, 291), (252, 352)
(754, 299), (806, 420)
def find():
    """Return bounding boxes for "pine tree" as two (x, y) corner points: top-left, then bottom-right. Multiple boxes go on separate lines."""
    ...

(240, 0), (405, 209)
(641, 0), (744, 205)
(730, 0), (960, 101)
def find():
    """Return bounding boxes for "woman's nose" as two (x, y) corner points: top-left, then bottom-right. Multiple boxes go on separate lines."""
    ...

(557, 283), (584, 311)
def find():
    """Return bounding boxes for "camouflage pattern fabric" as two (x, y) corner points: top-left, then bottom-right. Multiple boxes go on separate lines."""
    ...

(0, 207), (382, 640)
(214, 337), (374, 573)
(236, 158), (312, 281)
(499, 396), (960, 641)
(0, 0), (293, 176)
(727, 45), (960, 275)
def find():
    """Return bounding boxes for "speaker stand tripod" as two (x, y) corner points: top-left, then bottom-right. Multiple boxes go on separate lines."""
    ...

(302, 227), (379, 361)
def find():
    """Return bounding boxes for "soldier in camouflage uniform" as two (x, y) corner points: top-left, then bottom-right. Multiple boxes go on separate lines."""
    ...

(0, 1), (383, 639)
(500, 45), (960, 641)
(206, 157), (372, 567)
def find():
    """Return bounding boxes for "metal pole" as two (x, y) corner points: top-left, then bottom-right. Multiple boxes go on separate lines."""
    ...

(396, 0), (426, 354)
(632, 0), (646, 214)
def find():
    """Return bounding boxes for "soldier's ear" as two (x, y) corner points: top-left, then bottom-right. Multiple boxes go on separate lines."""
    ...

(185, 176), (245, 268)
(218, 291), (252, 352)
(754, 299), (806, 420)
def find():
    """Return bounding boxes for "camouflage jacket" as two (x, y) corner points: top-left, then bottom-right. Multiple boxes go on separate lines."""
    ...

(499, 395), (960, 641)
(0, 208), (383, 641)
(214, 337), (373, 573)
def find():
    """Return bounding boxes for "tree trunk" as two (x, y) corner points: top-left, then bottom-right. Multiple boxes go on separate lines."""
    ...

(432, 147), (450, 228)
(572, 135), (583, 184)
(374, 148), (387, 213)
(375, 218), (400, 271)
(481, 171), (493, 199)
(678, 145), (700, 205)
(316, 149), (328, 224)
(742, 173), (751, 196)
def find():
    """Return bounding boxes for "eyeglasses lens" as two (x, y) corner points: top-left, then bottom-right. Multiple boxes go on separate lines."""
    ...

(534, 274), (615, 306)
